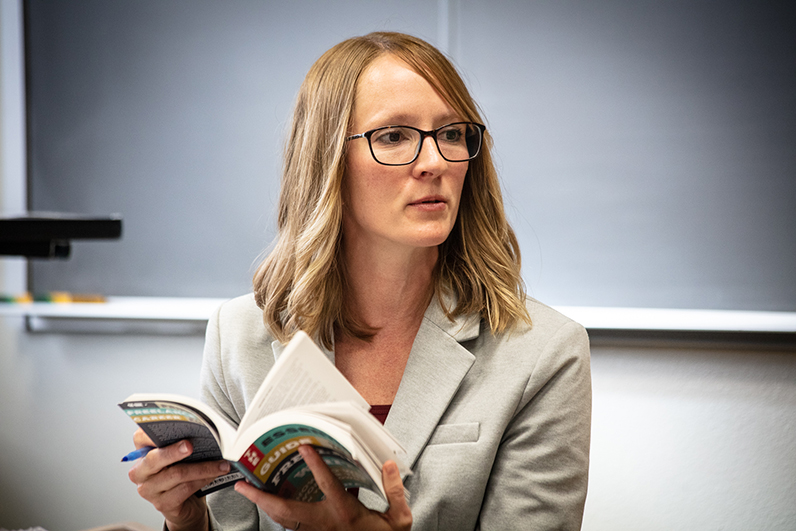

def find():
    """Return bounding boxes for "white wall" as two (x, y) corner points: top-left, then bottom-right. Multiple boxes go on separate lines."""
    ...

(585, 340), (796, 530)
(1, 320), (795, 530)
(0, 318), (205, 529)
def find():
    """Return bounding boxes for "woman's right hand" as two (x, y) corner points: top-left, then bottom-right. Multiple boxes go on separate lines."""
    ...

(234, 445), (412, 531)
(127, 428), (231, 531)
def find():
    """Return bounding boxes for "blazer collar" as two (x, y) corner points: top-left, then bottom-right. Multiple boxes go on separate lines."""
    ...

(423, 291), (481, 342)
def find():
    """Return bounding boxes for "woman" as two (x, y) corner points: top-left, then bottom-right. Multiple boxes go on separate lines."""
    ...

(128, 32), (591, 531)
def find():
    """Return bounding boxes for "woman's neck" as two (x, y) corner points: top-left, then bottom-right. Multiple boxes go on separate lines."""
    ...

(342, 238), (437, 331)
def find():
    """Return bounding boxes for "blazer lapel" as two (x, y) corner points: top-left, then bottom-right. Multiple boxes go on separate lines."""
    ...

(385, 297), (480, 472)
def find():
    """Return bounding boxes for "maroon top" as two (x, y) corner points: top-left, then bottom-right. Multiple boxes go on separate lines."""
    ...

(369, 404), (391, 425)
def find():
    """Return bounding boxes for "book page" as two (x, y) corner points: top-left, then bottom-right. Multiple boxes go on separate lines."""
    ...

(238, 331), (369, 436)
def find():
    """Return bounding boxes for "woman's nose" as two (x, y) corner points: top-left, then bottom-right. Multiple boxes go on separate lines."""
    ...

(413, 135), (447, 176)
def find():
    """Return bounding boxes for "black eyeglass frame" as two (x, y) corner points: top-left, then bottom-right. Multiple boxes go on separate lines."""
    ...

(345, 122), (486, 166)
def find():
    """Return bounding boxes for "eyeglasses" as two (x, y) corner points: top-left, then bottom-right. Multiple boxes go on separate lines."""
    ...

(346, 122), (486, 166)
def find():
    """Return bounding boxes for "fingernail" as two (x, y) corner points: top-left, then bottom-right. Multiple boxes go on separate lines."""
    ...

(219, 461), (230, 473)
(298, 445), (308, 458)
(179, 441), (190, 454)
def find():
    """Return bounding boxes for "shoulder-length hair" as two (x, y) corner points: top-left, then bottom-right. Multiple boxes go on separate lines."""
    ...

(253, 31), (530, 349)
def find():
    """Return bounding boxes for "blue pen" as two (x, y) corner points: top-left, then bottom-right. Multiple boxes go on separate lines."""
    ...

(121, 445), (155, 462)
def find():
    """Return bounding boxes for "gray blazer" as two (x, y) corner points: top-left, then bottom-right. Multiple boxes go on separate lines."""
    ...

(202, 293), (591, 531)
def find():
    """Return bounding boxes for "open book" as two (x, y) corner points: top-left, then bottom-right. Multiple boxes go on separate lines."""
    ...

(119, 331), (410, 502)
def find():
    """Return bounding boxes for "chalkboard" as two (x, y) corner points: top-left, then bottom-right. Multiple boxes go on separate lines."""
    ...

(27, 0), (796, 311)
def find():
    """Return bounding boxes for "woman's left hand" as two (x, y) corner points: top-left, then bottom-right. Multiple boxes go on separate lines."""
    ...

(234, 445), (412, 531)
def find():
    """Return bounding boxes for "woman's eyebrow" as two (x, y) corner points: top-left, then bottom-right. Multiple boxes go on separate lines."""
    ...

(364, 112), (462, 129)
(362, 113), (416, 127)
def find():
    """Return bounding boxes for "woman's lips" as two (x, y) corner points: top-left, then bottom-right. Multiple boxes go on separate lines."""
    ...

(408, 196), (446, 211)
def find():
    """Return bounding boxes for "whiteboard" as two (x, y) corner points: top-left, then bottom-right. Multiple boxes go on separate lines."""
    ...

(27, 0), (796, 312)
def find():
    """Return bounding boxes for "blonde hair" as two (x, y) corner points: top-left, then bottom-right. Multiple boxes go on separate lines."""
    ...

(253, 32), (530, 349)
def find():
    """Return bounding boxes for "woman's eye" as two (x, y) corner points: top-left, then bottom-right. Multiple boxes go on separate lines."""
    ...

(373, 128), (408, 145)
(439, 127), (463, 143)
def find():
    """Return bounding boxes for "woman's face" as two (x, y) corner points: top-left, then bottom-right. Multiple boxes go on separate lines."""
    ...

(343, 54), (468, 257)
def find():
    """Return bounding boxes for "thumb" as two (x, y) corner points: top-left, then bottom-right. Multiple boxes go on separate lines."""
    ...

(382, 461), (412, 530)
